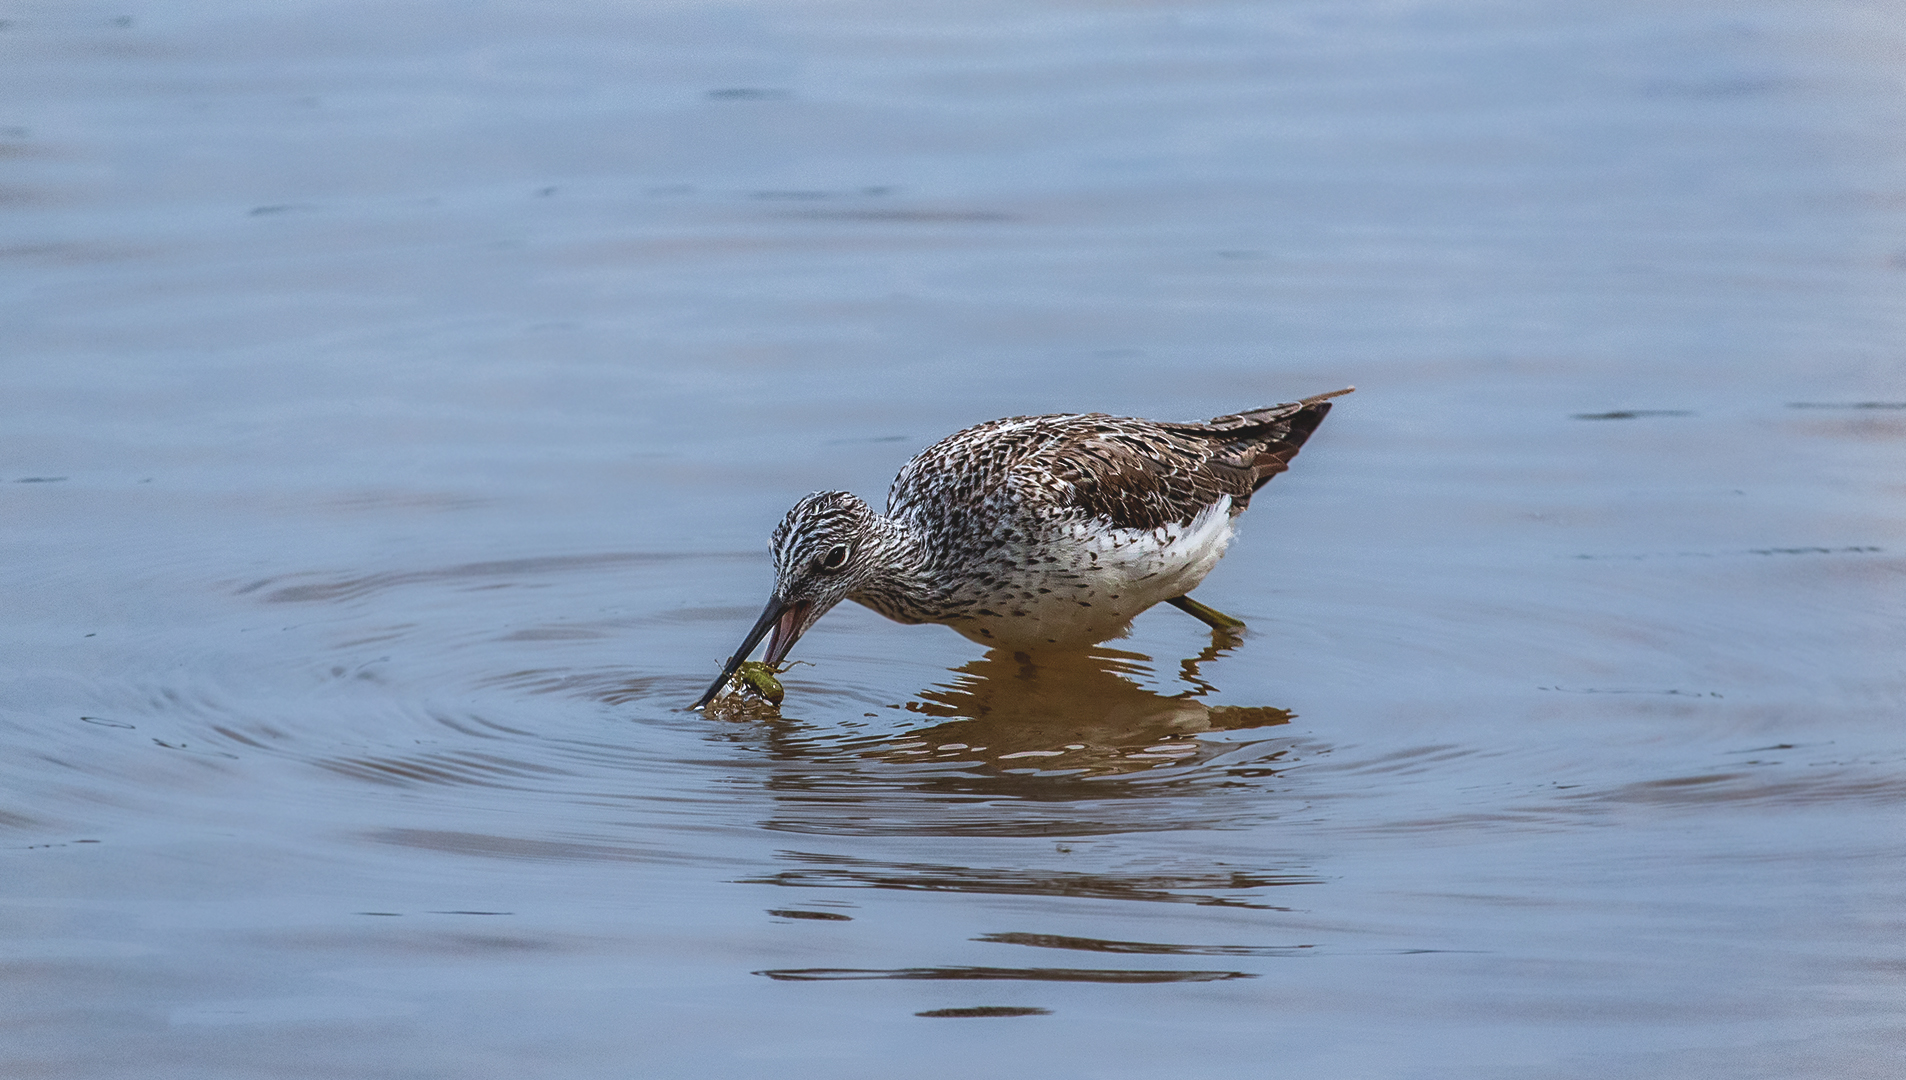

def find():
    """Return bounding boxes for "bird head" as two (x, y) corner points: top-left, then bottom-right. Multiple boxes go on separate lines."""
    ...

(691, 491), (878, 709)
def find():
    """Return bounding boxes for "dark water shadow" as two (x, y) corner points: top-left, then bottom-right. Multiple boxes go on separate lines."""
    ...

(974, 932), (1314, 957)
(754, 966), (1253, 983)
(916, 1006), (1051, 1018)
(1570, 409), (1693, 420)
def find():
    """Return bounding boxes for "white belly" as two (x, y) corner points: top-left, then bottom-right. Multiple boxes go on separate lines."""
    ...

(951, 497), (1238, 649)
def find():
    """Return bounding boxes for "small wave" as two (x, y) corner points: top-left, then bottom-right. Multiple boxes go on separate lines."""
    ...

(754, 966), (1252, 983)
(739, 850), (1318, 909)
(241, 551), (754, 604)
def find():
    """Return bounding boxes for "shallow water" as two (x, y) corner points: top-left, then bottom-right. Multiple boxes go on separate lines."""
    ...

(4, 0), (1904, 1076)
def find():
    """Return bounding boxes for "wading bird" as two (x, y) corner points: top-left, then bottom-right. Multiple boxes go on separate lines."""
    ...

(692, 388), (1350, 708)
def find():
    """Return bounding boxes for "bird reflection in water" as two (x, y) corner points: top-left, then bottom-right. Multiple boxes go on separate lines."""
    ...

(727, 631), (1303, 837)
(869, 632), (1290, 777)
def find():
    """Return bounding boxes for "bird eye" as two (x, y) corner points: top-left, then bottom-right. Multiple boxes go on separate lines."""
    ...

(818, 544), (851, 572)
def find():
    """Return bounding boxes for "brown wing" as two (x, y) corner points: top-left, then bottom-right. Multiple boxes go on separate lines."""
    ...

(1161, 387), (1351, 494)
(1040, 423), (1248, 532)
(887, 389), (1349, 538)
(1054, 388), (1350, 531)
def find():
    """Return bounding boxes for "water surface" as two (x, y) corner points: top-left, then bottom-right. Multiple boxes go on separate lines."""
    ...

(3, 1), (1903, 1076)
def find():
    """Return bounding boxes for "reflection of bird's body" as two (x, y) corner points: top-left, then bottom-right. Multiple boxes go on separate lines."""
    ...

(692, 388), (1350, 709)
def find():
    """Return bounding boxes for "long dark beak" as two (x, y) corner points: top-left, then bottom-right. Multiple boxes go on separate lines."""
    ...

(689, 594), (814, 710)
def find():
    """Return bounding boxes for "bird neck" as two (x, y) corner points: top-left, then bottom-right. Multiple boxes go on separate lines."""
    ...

(848, 514), (943, 624)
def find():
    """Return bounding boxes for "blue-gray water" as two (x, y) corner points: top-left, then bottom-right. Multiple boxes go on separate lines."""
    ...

(4, 1), (1903, 1076)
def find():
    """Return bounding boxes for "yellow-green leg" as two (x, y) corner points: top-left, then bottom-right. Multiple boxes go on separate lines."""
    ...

(1166, 595), (1246, 632)
(1176, 617), (1244, 695)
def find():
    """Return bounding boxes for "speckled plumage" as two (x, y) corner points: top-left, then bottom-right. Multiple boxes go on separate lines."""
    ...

(692, 389), (1348, 709)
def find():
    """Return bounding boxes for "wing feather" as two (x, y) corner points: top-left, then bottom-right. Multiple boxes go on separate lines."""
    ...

(887, 390), (1349, 537)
